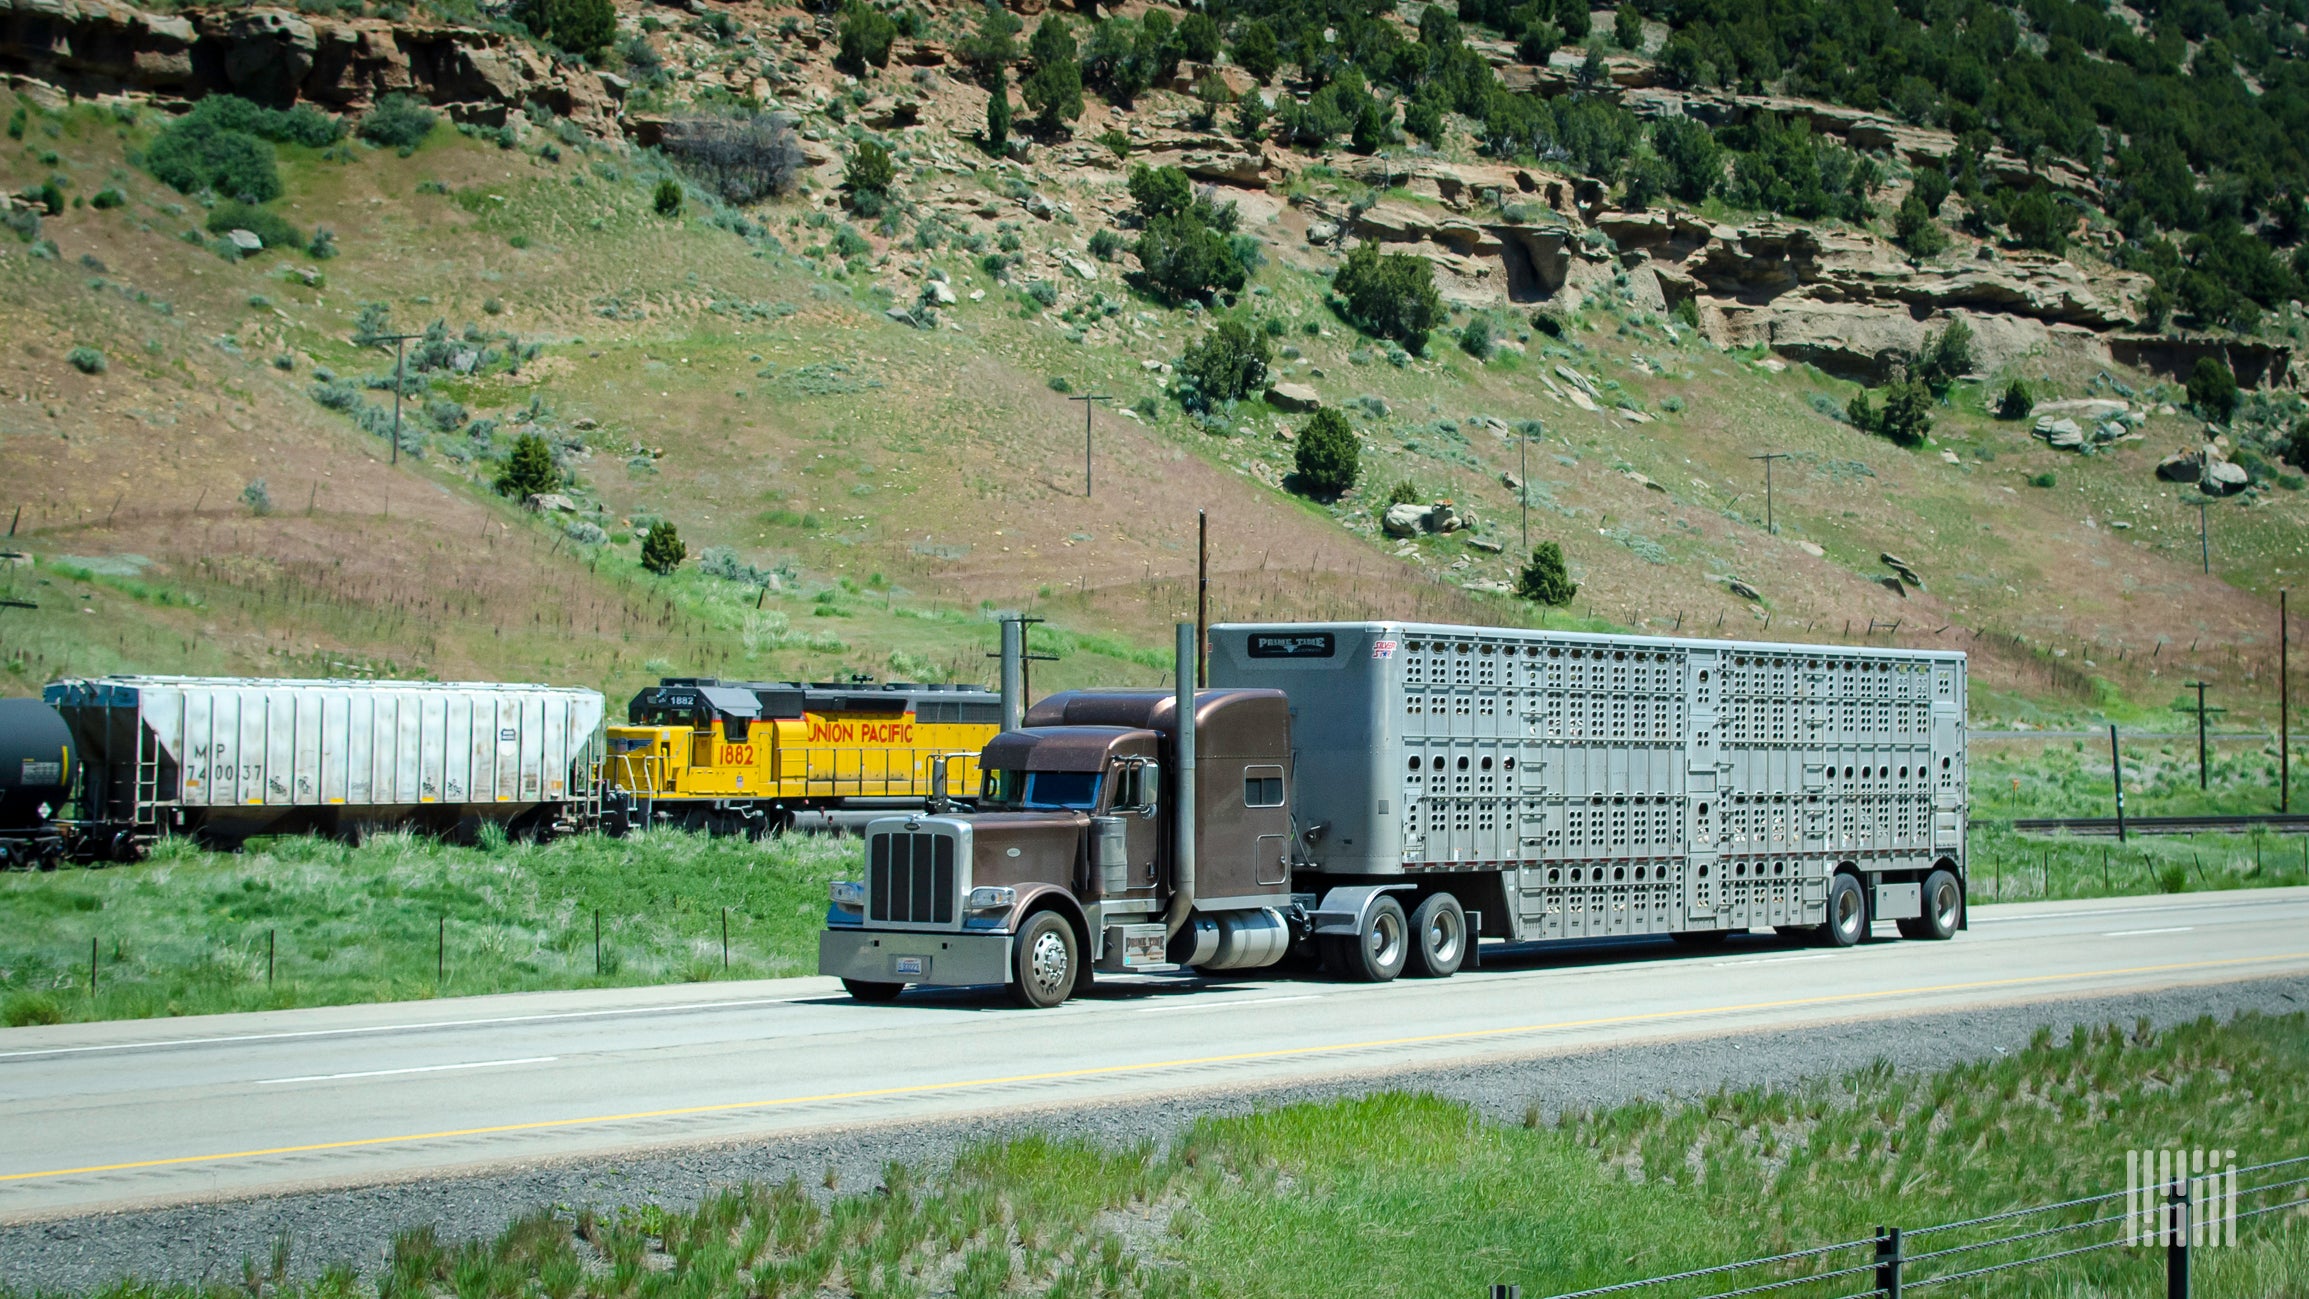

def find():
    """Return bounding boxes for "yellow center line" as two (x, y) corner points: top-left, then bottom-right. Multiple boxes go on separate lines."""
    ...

(7, 949), (2306, 1186)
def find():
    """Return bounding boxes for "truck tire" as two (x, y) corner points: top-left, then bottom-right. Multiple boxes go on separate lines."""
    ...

(1898, 870), (1962, 940)
(1329, 895), (1409, 983)
(1405, 893), (1466, 978)
(1010, 910), (1079, 1008)
(841, 978), (904, 1003)
(1819, 873), (1866, 948)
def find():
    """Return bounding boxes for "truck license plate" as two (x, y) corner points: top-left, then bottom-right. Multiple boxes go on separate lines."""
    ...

(893, 956), (925, 976)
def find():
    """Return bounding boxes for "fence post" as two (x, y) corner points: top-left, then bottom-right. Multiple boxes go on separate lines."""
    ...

(1488, 1286), (1520, 1299)
(722, 907), (730, 972)
(2167, 1175), (2191, 1299)
(594, 908), (602, 975)
(437, 916), (445, 984)
(1873, 1225), (1903, 1299)
(89, 936), (97, 996)
(268, 928), (275, 988)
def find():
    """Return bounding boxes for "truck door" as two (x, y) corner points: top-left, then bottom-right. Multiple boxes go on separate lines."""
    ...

(1685, 650), (1723, 926)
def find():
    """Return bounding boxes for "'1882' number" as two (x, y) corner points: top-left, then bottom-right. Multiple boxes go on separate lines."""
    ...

(718, 744), (756, 767)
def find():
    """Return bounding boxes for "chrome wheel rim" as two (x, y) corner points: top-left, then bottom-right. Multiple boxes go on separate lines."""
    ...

(1425, 909), (1461, 966)
(1026, 928), (1071, 998)
(1368, 910), (1404, 969)
(1834, 886), (1861, 935)
(1933, 882), (1959, 928)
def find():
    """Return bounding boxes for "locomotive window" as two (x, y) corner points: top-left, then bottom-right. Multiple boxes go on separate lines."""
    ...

(1243, 766), (1285, 807)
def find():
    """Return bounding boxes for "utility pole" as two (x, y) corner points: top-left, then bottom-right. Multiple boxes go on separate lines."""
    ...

(988, 615), (1056, 714)
(2284, 589), (2292, 813)
(2110, 725), (2127, 844)
(2179, 681), (2223, 789)
(1069, 393), (1109, 497)
(368, 332), (423, 466)
(1519, 423), (1531, 556)
(1749, 452), (1790, 535)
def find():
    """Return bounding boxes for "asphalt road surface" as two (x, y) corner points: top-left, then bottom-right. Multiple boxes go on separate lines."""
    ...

(4, 888), (2305, 1222)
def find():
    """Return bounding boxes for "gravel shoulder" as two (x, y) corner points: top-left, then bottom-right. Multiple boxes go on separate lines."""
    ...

(6, 972), (2304, 1292)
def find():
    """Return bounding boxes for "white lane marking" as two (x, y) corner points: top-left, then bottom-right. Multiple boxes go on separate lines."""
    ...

(1133, 994), (1322, 1013)
(1713, 953), (1835, 967)
(2105, 927), (2196, 938)
(0, 999), (808, 1062)
(255, 1056), (558, 1086)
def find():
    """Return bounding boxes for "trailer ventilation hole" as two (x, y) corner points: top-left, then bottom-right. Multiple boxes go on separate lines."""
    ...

(1457, 756), (1470, 770)
(1697, 864), (1709, 878)
(1480, 757), (1493, 771)
(1407, 756), (1422, 770)
(1613, 866), (1625, 881)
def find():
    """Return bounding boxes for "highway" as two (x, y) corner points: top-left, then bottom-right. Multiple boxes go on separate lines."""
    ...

(2, 888), (2305, 1221)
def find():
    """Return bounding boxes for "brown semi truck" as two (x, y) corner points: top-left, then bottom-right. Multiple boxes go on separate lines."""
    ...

(819, 620), (1970, 1007)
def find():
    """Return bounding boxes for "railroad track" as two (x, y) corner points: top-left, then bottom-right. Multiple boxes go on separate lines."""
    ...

(2008, 813), (2309, 837)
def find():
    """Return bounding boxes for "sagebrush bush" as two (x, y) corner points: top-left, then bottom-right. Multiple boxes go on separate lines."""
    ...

(357, 95), (437, 149)
(204, 199), (304, 252)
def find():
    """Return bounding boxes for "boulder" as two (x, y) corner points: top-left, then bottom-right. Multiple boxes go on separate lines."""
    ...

(925, 280), (957, 306)
(2202, 461), (2251, 496)
(2155, 448), (2205, 482)
(1728, 578), (1762, 601)
(1382, 503), (1429, 537)
(1467, 536), (1506, 554)
(525, 492), (578, 513)
(223, 228), (263, 252)
(1264, 382), (1320, 412)
(1879, 576), (1907, 596)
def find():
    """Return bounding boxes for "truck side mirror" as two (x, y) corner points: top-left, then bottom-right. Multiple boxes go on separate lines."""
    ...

(1138, 762), (1160, 816)
(929, 755), (950, 813)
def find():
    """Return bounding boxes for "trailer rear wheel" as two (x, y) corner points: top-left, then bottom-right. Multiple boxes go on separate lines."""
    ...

(1010, 910), (1079, 1008)
(1329, 896), (1409, 983)
(1819, 873), (1866, 948)
(841, 979), (905, 1003)
(1898, 870), (1962, 940)
(1405, 893), (1466, 978)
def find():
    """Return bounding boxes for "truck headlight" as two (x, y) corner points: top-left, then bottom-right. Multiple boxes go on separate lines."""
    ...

(829, 880), (865, 910)
(966, 886), (1016, 912)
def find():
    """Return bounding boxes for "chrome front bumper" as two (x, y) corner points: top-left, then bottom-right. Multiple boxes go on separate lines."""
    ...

(818, 927), (1012, 988)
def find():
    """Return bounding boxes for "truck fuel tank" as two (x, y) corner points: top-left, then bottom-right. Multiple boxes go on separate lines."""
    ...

(1171, 907), (1291, 971)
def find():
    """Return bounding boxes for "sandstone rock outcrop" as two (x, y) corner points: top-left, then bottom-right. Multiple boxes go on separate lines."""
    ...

(0, 0), (616, 132)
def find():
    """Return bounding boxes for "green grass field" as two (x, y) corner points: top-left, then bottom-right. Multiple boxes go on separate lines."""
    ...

(0, 829), (848, 1027)
(17, 1010), (2303, 1299)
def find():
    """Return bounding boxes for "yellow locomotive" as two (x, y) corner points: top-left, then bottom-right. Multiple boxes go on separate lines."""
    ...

(603, 679), (1003, 836)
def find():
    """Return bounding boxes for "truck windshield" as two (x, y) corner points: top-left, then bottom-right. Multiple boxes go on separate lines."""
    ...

(1024, 771), (1102, 810)
(978, 769), (1103, 810)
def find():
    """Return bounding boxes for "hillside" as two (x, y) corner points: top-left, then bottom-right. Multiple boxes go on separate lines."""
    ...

(1, 0), (2305, 731)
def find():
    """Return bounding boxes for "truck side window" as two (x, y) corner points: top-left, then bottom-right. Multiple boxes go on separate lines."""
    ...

(1244, 766), (1284, 807)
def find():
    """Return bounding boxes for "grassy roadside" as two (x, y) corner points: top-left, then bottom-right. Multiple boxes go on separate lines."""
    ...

(1, 818), (2297, 1028)
(0, 829), (849, 1027)
(14, 1011), (2304, 1299)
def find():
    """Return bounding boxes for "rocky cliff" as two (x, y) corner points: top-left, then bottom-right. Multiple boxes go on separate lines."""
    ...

(0, 0), (618, 129)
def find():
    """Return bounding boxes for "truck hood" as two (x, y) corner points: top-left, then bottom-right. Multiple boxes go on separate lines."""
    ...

(964, 811), (1089, 888)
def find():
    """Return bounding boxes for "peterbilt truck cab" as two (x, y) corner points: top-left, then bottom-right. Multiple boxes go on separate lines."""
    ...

(817, 685), (1313, 1007)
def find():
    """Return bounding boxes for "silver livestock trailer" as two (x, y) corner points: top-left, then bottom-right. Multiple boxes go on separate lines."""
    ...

(44, 676), (605, 855)
(1208, 621), (1969, 946)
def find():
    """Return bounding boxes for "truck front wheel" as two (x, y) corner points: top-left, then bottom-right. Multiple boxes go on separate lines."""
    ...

(1010, 911), (1080, 1008)
(1818, 873), (1866, 948)
(842, 979), (904, 1003)
(1328, 895), (1409, 983)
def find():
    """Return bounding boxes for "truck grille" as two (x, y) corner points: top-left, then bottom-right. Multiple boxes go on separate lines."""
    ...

(868, 831), (956, 924)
